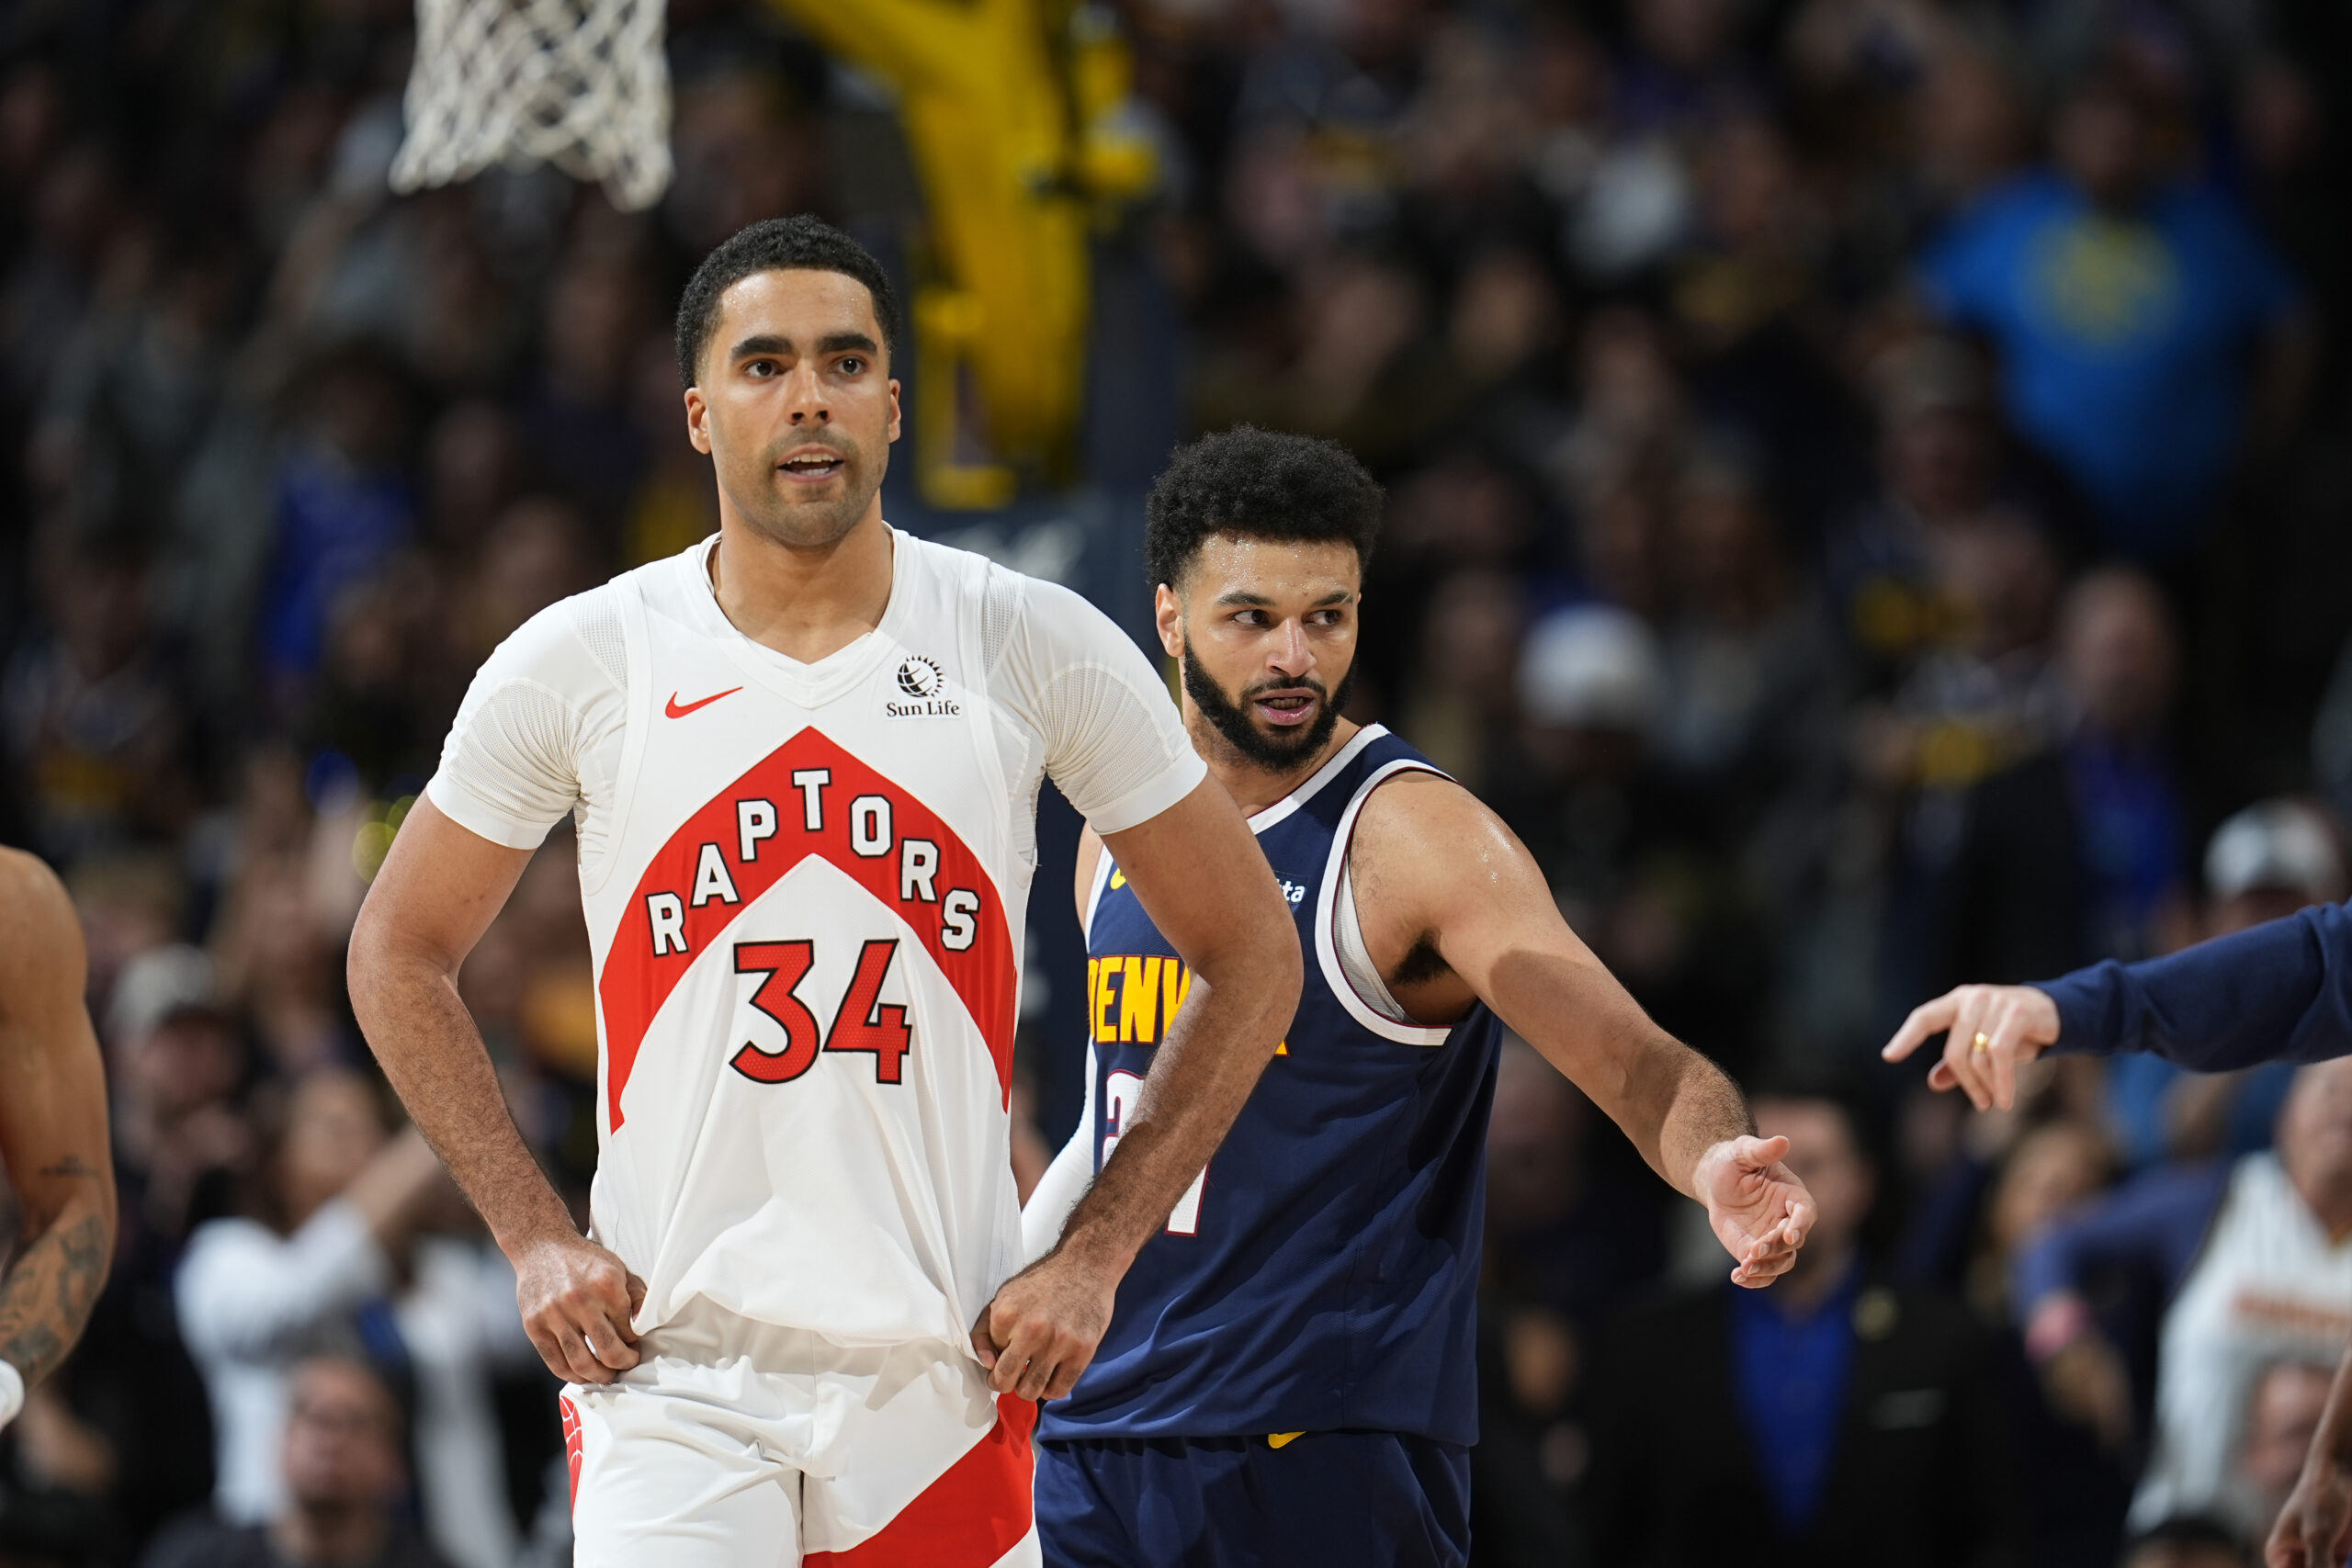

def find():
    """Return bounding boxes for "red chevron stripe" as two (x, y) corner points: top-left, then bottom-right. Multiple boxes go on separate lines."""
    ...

(596, 727), (1015, 1131)
(802, 1394), (1035, 1567)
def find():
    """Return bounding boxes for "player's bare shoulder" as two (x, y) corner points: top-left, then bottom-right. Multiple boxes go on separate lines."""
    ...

(0, 849), (87, 1052)
(0, 849), (82, 990)
(1347, 770), (1543, 925)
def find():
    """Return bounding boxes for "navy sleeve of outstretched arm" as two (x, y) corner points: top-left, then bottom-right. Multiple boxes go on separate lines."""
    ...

(2039, 901), (2352, 1070)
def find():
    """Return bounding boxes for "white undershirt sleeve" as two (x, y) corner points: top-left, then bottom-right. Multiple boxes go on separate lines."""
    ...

(424, 592), (627, 859)
(1019, 1044), (1098, 1265)
(992, 577), (1206, 836)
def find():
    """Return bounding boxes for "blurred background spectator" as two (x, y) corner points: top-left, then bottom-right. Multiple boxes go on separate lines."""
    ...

(2012, 1059), (2352, 1540)
(1583, 1082), (2021, 1567)
(0, 0), (2346, 1563)
(139, 1353), (452, 1568)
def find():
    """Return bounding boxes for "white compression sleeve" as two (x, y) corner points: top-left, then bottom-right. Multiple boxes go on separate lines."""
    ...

(1019, 1045), (1098, 1267)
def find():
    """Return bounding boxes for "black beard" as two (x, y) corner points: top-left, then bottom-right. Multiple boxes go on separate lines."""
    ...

(1182, 649), (1355, 773)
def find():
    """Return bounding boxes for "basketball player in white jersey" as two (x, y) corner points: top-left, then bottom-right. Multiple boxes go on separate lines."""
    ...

(346, 217), (1302, 1568)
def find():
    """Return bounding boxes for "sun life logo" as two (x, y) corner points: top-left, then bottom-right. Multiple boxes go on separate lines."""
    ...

(897, 656), (944, 699)
(887, 655), (960, 718)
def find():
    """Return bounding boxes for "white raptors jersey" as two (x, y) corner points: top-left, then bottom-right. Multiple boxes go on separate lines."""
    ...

(424, 530), (1204, 1354)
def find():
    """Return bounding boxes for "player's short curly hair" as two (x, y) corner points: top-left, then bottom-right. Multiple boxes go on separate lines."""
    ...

(674, 215), (900, 388)
(1143, 426), (1385, 592)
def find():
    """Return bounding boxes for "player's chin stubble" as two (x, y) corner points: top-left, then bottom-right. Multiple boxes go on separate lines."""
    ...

(729, 435), (883, 549)
(1182, 648), (1356, 773)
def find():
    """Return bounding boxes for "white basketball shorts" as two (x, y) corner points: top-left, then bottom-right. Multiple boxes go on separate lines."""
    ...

(561, 1298), (1039, 1567)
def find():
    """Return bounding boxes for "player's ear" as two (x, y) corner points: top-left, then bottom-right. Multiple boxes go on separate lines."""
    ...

(886, 376), (902, 443)
(684, 386), (713, 456)
(1153, 583), (1183, 660)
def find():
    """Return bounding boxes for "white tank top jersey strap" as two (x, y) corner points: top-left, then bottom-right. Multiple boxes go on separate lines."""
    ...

(424, 530), (1204, 1355)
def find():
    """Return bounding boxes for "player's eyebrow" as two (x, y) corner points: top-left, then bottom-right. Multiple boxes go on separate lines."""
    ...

(729, 331), (880, 364)
(816, 331), (879, 358)
(1213, 589), (1352, 608)
(729, 333), (794, 362)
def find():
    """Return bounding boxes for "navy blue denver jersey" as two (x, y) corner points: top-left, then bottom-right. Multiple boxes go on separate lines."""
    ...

(1041, 725), (1503, 1445)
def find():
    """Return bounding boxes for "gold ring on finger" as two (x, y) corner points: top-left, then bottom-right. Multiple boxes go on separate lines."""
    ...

(1972, 1032), (1991, 1055)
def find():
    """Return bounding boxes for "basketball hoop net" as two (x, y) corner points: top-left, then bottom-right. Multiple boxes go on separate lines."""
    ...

(389, 0), (673, 211)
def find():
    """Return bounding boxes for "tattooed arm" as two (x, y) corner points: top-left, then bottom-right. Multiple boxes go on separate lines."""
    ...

(0, 850), (116, 1424)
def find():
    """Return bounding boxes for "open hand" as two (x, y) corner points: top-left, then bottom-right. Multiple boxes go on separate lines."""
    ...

(1695, 1134), (1815, 1288)
(1882, 983), (2062, 1111)
(2270, 1456), (2352, 1568)
(970, 1247), (1119, 1402)
(514, 1231), (646, 1385)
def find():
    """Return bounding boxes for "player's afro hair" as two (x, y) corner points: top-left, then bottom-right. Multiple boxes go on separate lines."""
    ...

(674, 215), (900, 388)
(1143, 426), (1385, 592)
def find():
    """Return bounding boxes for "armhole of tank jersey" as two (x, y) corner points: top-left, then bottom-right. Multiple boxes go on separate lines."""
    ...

(1081, 840), (1117, 944)
(577, 584), (650, 901)
(1311, 761), (1458, 1048)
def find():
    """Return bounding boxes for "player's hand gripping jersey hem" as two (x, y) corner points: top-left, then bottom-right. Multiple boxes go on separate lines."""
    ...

(424, 531), (1204, 1348)
(1037, 726), (1502, 1446)
(563, 1303), (1043, 1567)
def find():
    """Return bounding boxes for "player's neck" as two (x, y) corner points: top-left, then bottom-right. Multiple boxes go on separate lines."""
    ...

(1195, 716), (1362, 818)
(708, 507), (895, 665)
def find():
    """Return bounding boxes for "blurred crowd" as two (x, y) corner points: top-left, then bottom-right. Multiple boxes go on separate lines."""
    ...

(0, 0), (2347, 1564)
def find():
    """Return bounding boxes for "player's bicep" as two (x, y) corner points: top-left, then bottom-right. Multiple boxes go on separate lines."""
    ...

(0, 857), (111, 1229)
(352, 795), (537, 976)
(1099, 777), (1288, 975)
(1365, 785), (1655, 1082)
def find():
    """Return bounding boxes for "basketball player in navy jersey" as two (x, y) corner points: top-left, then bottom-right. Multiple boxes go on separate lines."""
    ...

(1017, 427), (1816, 1566)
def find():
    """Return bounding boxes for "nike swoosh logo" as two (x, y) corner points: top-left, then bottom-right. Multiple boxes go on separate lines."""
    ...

(664, 687), (742, 718)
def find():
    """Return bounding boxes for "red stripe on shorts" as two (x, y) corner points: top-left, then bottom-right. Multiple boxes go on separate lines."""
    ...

(560, 1395), (583, 1509)
(803, 1393), (1037, 1567)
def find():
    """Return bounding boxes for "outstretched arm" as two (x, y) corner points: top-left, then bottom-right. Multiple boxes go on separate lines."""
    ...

(975, 777), (1300, 1397)
(1883, 899), (2352, 1110)
(348, 798), (645, 1386)
(0, 851), (115, 1426)
(1351, 775), (1812, 1286)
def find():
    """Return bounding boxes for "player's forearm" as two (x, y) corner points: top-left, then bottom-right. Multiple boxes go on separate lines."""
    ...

(1628, 1036), (1754, 1201)
(0, 1187), (110, 1389)
(2314, 1343), (2352, 1474)
(1056, 946), (1297, 1272)
(347, 938), (574, 1255)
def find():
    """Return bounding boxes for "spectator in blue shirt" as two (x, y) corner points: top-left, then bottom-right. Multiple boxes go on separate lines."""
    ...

(1585, 1085), (2021, 1568)
(1917, 70), (2311, 562)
